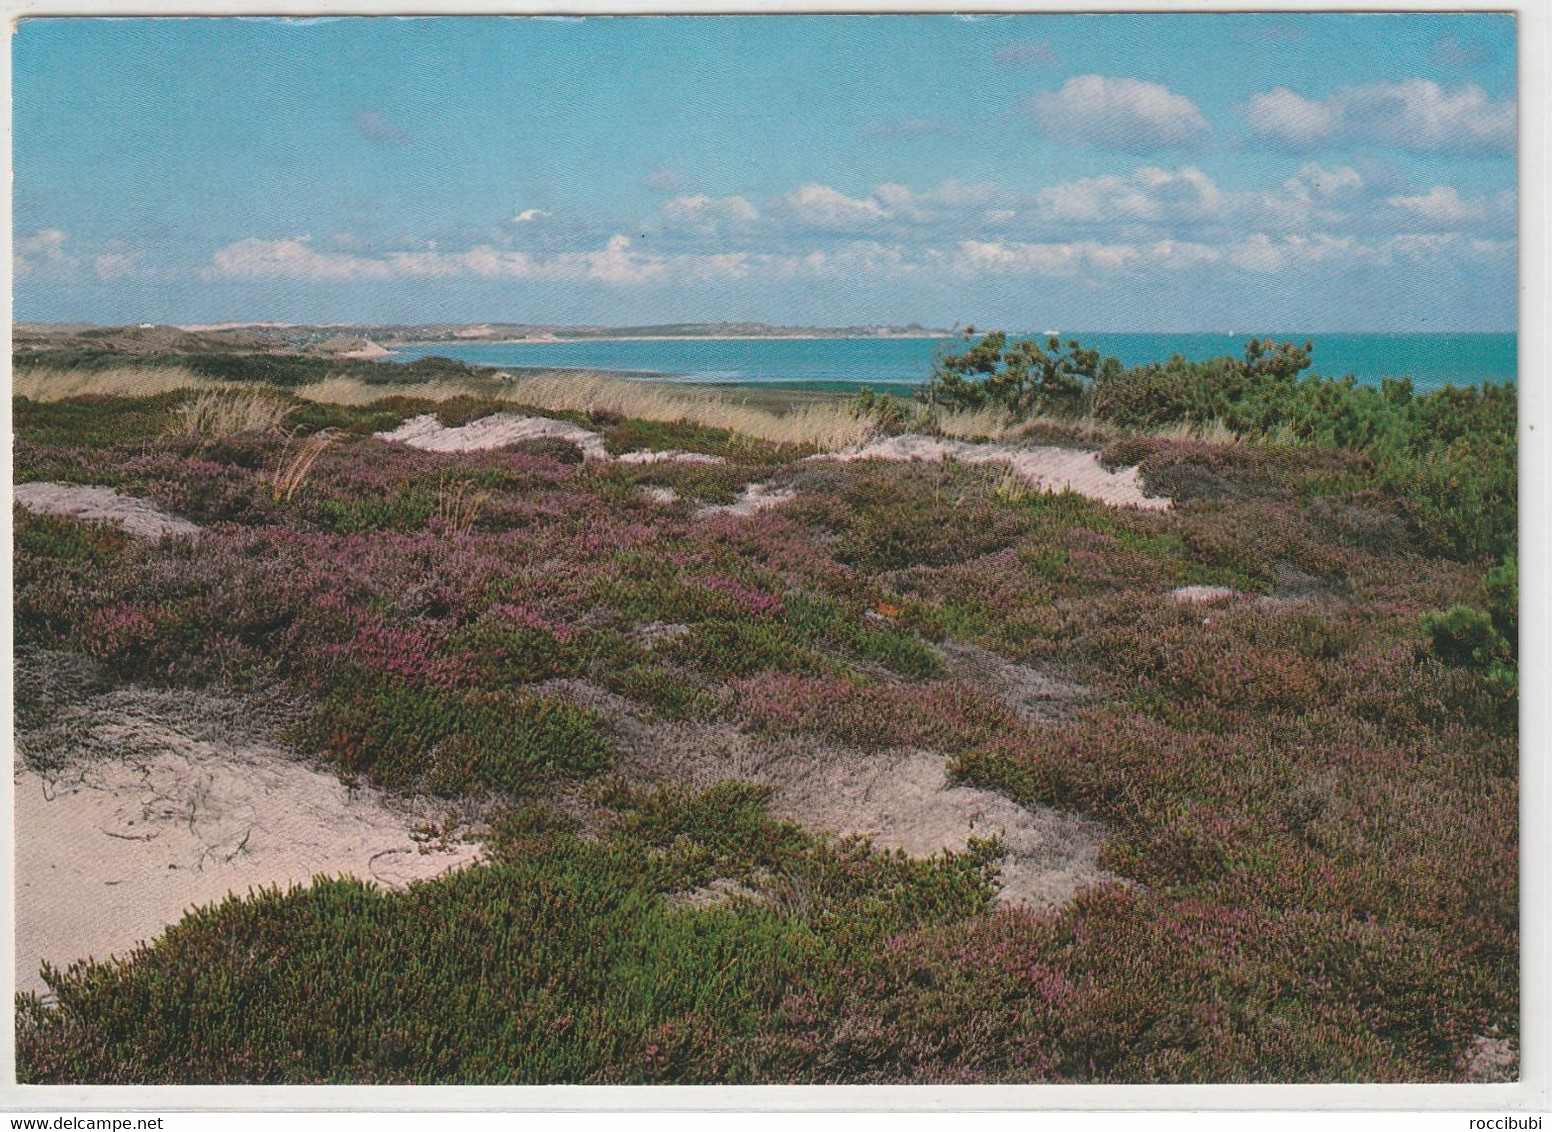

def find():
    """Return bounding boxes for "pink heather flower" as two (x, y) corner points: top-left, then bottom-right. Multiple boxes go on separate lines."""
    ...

(488, 602), (575, 642)
(692, 573), (784, 617)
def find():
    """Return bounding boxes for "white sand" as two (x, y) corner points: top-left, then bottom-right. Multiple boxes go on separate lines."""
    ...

(14, 689), (479, 997)
(769, 745), (1109, 909)
(616, 449), (725, 465)
(1170, 584), (1240, 603)
(817, 434), (1170, 511)
(695, 482), (796, 519)
(592, 685), (1109, 914)
(14, 483), (200, 540)
(375, 412), (611, 460)
(376, 412), (725, 466)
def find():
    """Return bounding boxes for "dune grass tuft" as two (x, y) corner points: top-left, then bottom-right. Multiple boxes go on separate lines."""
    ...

(171, 388), (295, 440)
(12, 365), (214, 402)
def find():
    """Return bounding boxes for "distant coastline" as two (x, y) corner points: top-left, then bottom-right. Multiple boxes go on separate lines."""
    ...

(396, 332), (953, 348)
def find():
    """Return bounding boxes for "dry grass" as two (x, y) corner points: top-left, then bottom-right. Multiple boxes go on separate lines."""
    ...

(495, 372), (876, 451)
(1149, 418), (1244, 445)
(291, 377), (497, 407)
(172, 389), (294, 440)
(435, 476), (492, 536)
(988, 465), (1033, 504)
(12, 365), (214, 401)
(268, 430), (339, 503)
(11, 363), (1292, 454)
(931, 404), (1017, 441)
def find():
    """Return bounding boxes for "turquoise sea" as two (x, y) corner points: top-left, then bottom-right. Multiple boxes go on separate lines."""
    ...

(391, 332), (1516, 396)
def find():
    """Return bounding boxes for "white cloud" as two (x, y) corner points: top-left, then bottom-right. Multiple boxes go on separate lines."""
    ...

(14, 228), (74, 278)
(1035, 165), (1227, 224)
(1021, 75), (1210, 152)
(760, 241), (912, 281)
(1283, 162), (1364, 202)
(1145, 239), (1224, 271)
(1385, 232), (1461, 263)
(188, 158), (1511, 300)
(18, 228), (69, 256)
(208, 236), (395, 281)
(661, 193), (760, 230)
(955, 239), (1134, 277)
(774, 183), (887, 228)
(1386, 186), (1513, 230)
(767, 179), (1010, 231)
(955, 236), (1221, 278)
(1244, 89), (1334, 149)
(93, 252), (141, 280)
(1227, 232), (1400, 273)
(1246, 79), (1515, 154)
(511, 208), (551, 224)
(203, 233), (751, 287)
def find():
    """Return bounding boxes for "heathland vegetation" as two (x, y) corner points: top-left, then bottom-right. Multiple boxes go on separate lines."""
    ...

(12, 333), (1517, 1083)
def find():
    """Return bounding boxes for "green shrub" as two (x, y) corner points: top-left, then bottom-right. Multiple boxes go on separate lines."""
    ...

(1421, 604), (1516, 697)
(919, 332), (1116, 417)
(304, 677), (613, 795)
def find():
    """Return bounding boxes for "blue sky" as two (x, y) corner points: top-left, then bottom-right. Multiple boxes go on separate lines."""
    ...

(13, 14), (1517, 330)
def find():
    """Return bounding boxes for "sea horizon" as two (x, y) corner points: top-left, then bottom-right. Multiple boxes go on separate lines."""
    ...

(388, 330), (1517, 394)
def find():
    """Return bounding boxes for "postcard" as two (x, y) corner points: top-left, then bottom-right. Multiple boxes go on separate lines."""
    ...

(5, 5), (1536, 1115)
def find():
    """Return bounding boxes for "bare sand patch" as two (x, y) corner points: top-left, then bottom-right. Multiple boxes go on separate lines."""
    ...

(13, 482), (200, 540)
(616, 449), (725, 466)
(375, 412), (611, 460)
(14, 665), (479, 997)
(639, 486), (681, 506)
(694, 481), (796, 519)
(1461, 1035), (1518, 1083)
(565, 680), (1109, 915)
(817, 434), (1169, 511)
(376, 411), (726, 466)
(1169, 584), (1241, 604)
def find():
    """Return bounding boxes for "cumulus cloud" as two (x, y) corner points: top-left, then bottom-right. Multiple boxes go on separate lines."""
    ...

(14, 228), (73, 278)
(1035, 165), (1227, 225)
(661, 193), (760, 230)
(187, 156), (1511, 300)
(1027, 163), (1365, 234)
(1223, 231), (1469, 273)
(93, 252), (141, 280)
(774, 183), (887, 229)
(355, 110), (415, 146)
(1386, 186), (1513, 229)
(954, 237), (1219, 277)
(1283, 162), (1364, 202)
(203, 233), (751, 287)
(1245, 79), (1514, 154)
(993, 40), (1060, 67)
(1021, 75), (1211, 152)
(511, 209), (551, 224)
